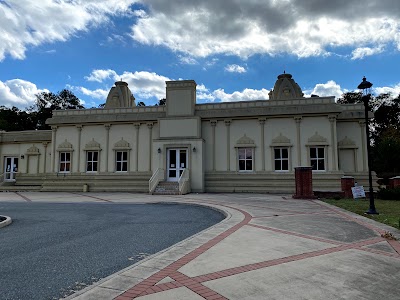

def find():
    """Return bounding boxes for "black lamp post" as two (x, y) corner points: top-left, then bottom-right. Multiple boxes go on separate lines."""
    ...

(357, 76), (378, 215)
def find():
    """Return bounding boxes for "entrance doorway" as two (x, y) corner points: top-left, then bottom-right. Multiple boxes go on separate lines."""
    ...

(4, 157), (19, 181)
(167, 149), (187, 181)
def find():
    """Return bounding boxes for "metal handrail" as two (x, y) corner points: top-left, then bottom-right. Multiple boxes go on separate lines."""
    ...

(149, 168), (164, 194)
(178, 169), (191, 195)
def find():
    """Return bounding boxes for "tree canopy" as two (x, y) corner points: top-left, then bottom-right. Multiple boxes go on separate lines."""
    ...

(338, 91), (400, 178)
(0, 89), (84, 131)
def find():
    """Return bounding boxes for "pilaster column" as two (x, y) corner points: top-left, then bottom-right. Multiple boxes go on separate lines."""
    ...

(224, 120), (231, 171)
(51, 126), (57, 172)
(294, 117), (302, 166)
(211, 120), (217, 171)
(43, 142), (48, 173)
(76, 125), (82, 173)
(134, 123), (140, 172)
(359, 121), (367, 171)
(328, 115), (338, 171)
(259, 118), (266, 171)
(105, 124), (111, 172)
(147, 123), (154, 172)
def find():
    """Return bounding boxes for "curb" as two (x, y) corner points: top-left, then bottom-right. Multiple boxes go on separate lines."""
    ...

(0, 215), (12, 229)
(63, 200), (241, 300)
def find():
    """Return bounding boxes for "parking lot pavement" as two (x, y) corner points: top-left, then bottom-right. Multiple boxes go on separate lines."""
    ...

(1, 192), (399, 300)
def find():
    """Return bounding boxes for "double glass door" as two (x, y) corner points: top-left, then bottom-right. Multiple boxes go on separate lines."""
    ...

(167, 149), (187, 181)
(4, 157), (18, 181)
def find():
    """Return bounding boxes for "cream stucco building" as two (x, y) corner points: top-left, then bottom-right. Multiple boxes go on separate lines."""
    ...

(0, 73), (375, 194)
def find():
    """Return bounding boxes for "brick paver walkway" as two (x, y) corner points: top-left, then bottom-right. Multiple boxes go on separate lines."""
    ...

(1, 192), (399, 300)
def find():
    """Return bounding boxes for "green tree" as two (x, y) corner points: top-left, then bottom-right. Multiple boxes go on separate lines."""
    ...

(0, 106), (36, 131)
(338, 92), (400, 178)
(31, 89), (84, 129)
(372, 128), (400, 178)
(373, 94), (400, 140)
(154, 98), (166, 106)
(337, 91), (362, 104)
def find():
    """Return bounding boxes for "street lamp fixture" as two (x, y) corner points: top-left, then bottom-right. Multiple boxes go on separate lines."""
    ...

(357, 76), (378, 215)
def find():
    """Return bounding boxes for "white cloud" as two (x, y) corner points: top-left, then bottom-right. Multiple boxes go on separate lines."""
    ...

(304, 80), (346, 99)
(351, 46), (384, 60)
(69, 86), (109, 100)
(225, 64), (247, 73)
(79, 69), (172, 101)
(0, 79), (48, 108)
(85, 69), (118, 82)
(212, 88), (270, 102)
(0, 0), (137, 61)
(117, 71), (171, 99)
(374, 83), (400, 97)
(130, 1), (400, 59)
(178, 55), (198, 65)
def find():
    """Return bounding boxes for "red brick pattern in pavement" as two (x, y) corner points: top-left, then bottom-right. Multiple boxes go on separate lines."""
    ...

(114, 200), (400, 300)
(15, 192), (32, 202)
(71, 192), (114, 203)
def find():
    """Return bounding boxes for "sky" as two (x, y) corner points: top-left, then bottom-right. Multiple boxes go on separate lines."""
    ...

(1, 0), (400, 109)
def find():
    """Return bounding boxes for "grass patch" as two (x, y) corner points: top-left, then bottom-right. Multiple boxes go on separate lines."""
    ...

(323, 198), (400, 230)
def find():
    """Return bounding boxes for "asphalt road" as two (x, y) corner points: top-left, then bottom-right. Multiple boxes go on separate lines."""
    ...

(0, 202), (224, 300)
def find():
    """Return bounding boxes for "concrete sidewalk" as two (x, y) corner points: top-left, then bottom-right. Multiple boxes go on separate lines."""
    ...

(2, 192), (400, 300)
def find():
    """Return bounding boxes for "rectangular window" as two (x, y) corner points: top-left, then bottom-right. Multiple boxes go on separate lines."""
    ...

(238, 148), (253, 171)
(116, 151), (128, 172)
(59, 152), (71, 173)
(274, 148), (289, 171)
(86, 151), (98, 172)
(310, 147), (325, 171)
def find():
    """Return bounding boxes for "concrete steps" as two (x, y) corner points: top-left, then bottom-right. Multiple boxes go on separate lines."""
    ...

(153, 181), (179, 195)
(41, 173), (151, 192)
(205, 171), (345, 193)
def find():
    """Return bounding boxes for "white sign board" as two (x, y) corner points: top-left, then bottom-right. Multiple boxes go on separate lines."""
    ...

(351, 186), (366, 199)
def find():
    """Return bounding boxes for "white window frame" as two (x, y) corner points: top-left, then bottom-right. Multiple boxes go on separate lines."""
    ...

(115, 150), (128, 172)
(238, 147), (254, 172)
(310, 147), (326, 171)
(306, 132), (329, 172)
(86, 151), (99, 173)
(274, 147), (290, 172)
(59, 152), (71, 173)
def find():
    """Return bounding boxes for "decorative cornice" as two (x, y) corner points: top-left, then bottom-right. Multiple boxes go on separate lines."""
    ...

(26, 145), (40, 155)
(57, 139), (74, 151)
(0, 131), (51, 143)
(196, 103), (341, 119)
(46, 111), (165, 126)
(113, 138), (131, 150)
(235, 134), (256, 148)
(307, 132), (328, 146)
(338, 136), (357, 149)
(271, 133), (292, 147)
(84, 138), (101, 151)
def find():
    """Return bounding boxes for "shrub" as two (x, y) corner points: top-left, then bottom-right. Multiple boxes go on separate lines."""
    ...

(377, 187), (400, 200)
